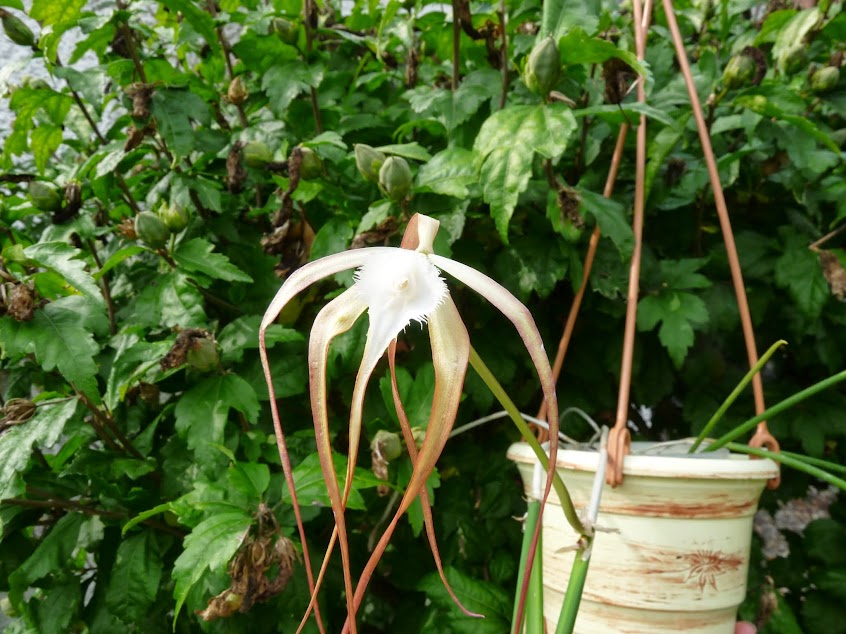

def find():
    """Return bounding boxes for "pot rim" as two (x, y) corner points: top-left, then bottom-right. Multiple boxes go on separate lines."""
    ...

(507, 440), (779, 480)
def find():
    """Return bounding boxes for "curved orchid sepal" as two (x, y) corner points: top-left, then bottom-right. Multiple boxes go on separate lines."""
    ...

(343, 293), (472, 634)
(307, 288), (368, 633)
(427, 253), (560, 631)
(388, 340), (484, 619)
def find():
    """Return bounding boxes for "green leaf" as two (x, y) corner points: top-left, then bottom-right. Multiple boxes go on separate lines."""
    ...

(579, 189), (633, 257)
(0, 0), (25, 9)
(106, 532), (163, 624)
(574, 102), (676, 127)
(735, 94), (840, 154)
(558, 28), (644, 75)
(405, 70), (500, 131)
(174, 374), (260, 469)
(8, 513), (85, 607)
(494, 234), (569, 299)
(263, 62), (324, 117)
(92, 245), (145, 280)
(35, 579), (81, 634)
(771, 8), (820, 66)
(173, 238), (253, 283)
(374, 142), (433, 162)
(128, 271), (206, 329)
(637, 291), (709, 367)
(311, 217), (352, 260)
(31, 0), (85, 26)
(25, 241), (104, 305)
(415, 148), (479, 198)
(656, 258), (712, 290)
(171, 512), (253, 628)
(474, 104), (577, 241)
(219, 315), (303, 364)
(159, 0), (220, 51)
(774, 235), (829, 320)
(281, 452), (383, 511)
(539, 0), (600, 39)
(150, 89), (210, 157)
(418, 566), (511, 633)
(30, 125), (63, 174)
(0, 399), (78, 500)
(0, 297), (106, 400)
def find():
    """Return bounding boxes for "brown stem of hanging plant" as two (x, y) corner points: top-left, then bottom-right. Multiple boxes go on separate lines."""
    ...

(662, 0), (776, 462)
(86, 239), (117, 335)
(535, 124), (630, 429)
(498, 0), (507, 108)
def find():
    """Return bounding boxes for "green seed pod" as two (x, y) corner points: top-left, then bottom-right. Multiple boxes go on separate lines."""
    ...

(227, 75), (249, 105)
(270, 17), (298, 46)
(523, 36), (560, 97)
(372, 430), (403, 462)
(242, 141), (273, 168)
(28, 181), (61, 211)
(1, 11), (35, 48)
(158, 201), (189, 232)
(354, 144), (386, 183)
(134, 211), (170, 249)
(186, 336), (220, 372)
(810, 66), (840, 94)
(722, 53), (757, 89)
(778, 45), (807, 76)
(299, 146), (322, 180)
(378, 156), (413, 201)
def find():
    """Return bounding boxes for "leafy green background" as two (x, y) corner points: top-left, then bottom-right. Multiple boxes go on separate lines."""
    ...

(1, 0), (845, 631)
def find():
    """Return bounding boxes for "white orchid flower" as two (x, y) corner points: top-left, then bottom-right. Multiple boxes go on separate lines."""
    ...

(259, 214), (560, 634)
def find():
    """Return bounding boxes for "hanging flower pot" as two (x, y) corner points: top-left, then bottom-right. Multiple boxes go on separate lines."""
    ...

(508, 441), (778, 633)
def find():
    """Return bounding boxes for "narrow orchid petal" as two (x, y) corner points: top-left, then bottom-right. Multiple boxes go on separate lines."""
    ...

(343, 296), (470, 632)
(307, 287), (368, 634)
(261, 247), (392, 331)
(427, 254), (559, 631)
(259, 335), (327, 634)
(388, 341), (483, 619)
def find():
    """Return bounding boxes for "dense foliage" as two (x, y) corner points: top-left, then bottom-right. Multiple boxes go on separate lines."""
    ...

(0, 0), (845, 631)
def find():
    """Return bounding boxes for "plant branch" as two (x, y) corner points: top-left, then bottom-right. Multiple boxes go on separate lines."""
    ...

(2, 496), (184, 536)
(75, 389), (144, 460)
(451, 0), (460, 90)
(809, 223), (846, 252)
(86, 239), (117, 335)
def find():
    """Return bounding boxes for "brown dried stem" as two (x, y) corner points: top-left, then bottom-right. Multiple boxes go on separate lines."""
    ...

(661, 0), (774, 455)
(536, 123), (630, 426)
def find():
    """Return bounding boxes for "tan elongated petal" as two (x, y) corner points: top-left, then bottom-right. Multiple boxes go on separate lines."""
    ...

(343, 296), (470, 633)
(261, 247), (391, 330)
(428, 253), (559, 629)
(307, 287), (368, 634)
(388, 341), (482, 619)
(259, 251), (376, 633)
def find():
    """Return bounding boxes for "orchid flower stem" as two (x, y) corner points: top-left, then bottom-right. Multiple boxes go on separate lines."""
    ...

(725, 443), (846, 492)
(690, 340), (787, 453)
(705, 369), (846, 452)
(512, 500), (541, 630)
(468, 346), (586, 536)
(527, 503), (544, 633)
(556, 551), (590, 634)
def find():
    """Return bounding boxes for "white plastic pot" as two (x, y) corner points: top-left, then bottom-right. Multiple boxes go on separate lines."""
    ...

(507, 441), (779, 634)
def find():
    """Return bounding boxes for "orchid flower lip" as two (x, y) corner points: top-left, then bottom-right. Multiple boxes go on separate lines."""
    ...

(352, 249), (448, 333)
